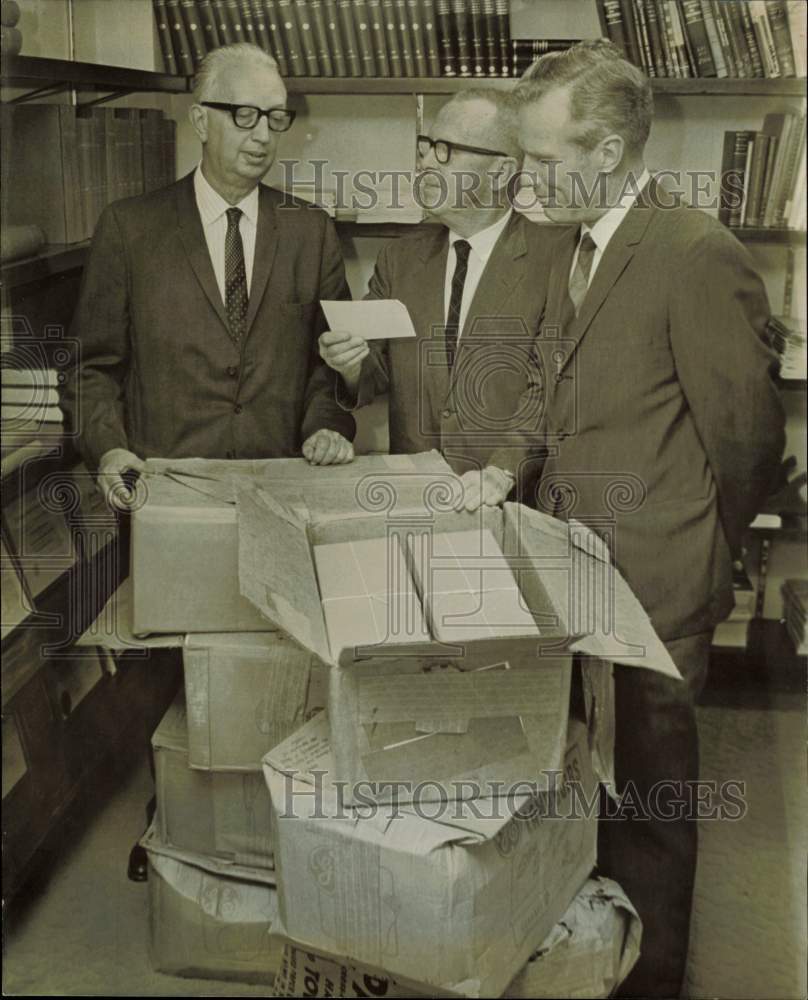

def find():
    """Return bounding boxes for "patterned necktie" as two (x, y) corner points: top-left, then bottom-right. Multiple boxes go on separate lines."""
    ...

(445, 238), (472, 369)
(225, 207), (248, 342)
(568, 231), (598, 317)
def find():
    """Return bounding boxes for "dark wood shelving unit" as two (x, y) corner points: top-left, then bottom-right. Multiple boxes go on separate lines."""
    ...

(0, 55), (188, 99)
(0, 242), (91, 289)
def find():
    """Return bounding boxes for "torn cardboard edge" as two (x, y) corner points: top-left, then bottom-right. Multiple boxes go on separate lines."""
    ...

(141, 825), (277, 887)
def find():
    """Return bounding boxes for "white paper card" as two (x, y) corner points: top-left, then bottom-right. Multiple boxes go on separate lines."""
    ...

(321, 299), (417, 340)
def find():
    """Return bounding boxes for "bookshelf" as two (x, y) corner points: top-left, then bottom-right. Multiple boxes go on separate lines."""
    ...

(0, 55), (188, 100)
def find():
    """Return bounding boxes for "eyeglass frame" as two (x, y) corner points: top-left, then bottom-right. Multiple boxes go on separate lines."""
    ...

(200, 101), (297, 132)
(416, 134), (510, 165)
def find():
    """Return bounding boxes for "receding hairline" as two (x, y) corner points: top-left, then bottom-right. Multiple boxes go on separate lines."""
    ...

(439, 88), (521, 157)
(193, 43), (283, 103)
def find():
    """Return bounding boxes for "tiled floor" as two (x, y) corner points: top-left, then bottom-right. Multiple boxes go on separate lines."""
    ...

(4, 693), (806, 997)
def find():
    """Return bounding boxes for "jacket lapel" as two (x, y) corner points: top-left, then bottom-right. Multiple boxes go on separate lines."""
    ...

(175, 173), (230, 335)
(245, 183), (280, 337)
(411, 227), (451, 405)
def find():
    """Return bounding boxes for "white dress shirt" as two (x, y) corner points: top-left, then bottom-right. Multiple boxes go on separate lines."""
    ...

(194, 165), (259, 303)
(445, 209), (513, 338)
(569, 169), (651, 287)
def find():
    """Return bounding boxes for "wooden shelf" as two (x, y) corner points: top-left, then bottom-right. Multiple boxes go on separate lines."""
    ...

(0, 55), (188, 98)
(729, 227), (806, 244)
(0, 242), (90, 289)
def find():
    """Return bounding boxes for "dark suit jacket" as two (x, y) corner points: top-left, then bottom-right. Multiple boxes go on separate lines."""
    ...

(521, 181), (785, 640)
(63, 173), (355, 467)
(347, 212), (558, 481)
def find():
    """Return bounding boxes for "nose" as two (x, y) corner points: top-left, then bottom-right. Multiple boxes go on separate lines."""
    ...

(251, 114), (272, 143)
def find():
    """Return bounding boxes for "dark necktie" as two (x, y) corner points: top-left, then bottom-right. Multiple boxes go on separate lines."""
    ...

(225, 207), (248, 342)
(560, 231), (598, 330)
(445, 238), (471, 369)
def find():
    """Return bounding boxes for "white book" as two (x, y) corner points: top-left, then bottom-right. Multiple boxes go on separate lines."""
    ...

(1, 385), (60, 405)
(786, 1), (807, 76)
(1, 367), (60, 388)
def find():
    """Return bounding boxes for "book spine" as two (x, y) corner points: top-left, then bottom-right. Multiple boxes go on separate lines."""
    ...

(76, 114), (94, 242)
(727, 130), (753, 227)
(422, 0), (442, 76)
(308, 0), (335, 74)
(277, 0), (306, 74)
(762, 114), (792, 227)
(709, 0), (737, 77)
(408, 0), (429, 76)
(633, 0), (656, 74)
(197, 0), (221, 51)
(680, 0), (716, 75)
(775, 112), (806, 225)
(224, 0), (245, 42)
(495, 0), (509, 76)
(720, 0), (751, 76)
(652, 0), (674, 74)
(141, 110), (164, 195)
(353, 0), (378, 76)
(738, 1), (765, 76)
(743, 131), (771, 226)
(180, 0), (207, 66)
(337, 0), (363, 74)
(469, 0), (486, 76)
(665, 1), (692, 76)
(748, 0), (781, 76)
(599, 0), (630, 58)
(699, 0), (727, 76)
(166, 0), (195, 74)
(436, 0), (456, 76)
(381, 0), (402, 76)
(368, 0), (391, 75)
(250, 0), (271, 52)
(83, 108), (106, 233)
(153, 0), (179, 73)
(264, 0), (291, 75)
(719, 130), (740, 225)
(481, 0), (498, 75)
(786, 1), (806, 76)
(451, 0), (471, 76)
(323, 0), (348, 75)
(295, 0), (322, 74)
(764, 0), (795, 75)
(162, 118), (177, 189)
(215, 0), (234, 43)
(758, 133), (781, 227)
(128, 109), (144, 199)
(394, 0), (416, 76)
(619, 0), (643, 65)
(642, 0), (667, 75)
(239, 0), (257, 42)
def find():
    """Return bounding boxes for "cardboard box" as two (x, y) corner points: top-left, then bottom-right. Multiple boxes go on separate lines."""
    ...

(182, 632), (327, 771)
(131, 451), (454, 635)
(238, 491), (678, 804)
(263, 714), (598, 998)
(153, 694), (274, 869)
(274, 876), (641, 998)
(144, 828), (282, 985)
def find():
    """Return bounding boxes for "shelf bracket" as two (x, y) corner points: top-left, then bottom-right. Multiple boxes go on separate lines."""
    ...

(78, 88), (135, 108)
(7, 82), (70, 104)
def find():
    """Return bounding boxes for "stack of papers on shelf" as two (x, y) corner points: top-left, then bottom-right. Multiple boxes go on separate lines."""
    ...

(769, 315), (807, 381)
(712, 559), (756, 649)
(781, 578), (808, 654)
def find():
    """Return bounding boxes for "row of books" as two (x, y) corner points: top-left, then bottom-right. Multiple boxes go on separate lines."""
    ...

(781, 578), (807, 655)
(1, 106), (176, 246)
(597, 1), (806, 79)
(769, 315), (807, 382)
(154, 0), (521, 79)
(719, 111), (806, 230)
(1, 368), (64, 434)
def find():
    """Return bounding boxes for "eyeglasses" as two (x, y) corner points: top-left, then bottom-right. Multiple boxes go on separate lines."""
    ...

(201, 101), (296, 132)
(417, 134), (509, 165)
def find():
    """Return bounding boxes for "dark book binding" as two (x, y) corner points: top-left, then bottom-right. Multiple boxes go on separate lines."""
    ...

(76, 113), (95, 241)
(381, 0), (403, 76)
(367, 0), (391, 75)
(277, 0), (307, 75)
(308, 0), (335, 75)
(642, 0), (667, 75)
(743, 131), (772, 226)
(451, 0), (472, 76)
(76, 107), (107, 238)
(481, 0), (498, 75)
(394, 0), (416, 76)
(700, 0), (728, 76)
(618, 0), (642, 65)
(728, 129), (753, 227)
(216, 0), (235, 43)
(196, 0), (221, 52)
(166, 0), (195, 74)
(738, 1), (765, 76)
(223, 0), (245, 42)
(680, 0), (717, 75)
(469, 0), (486, 76)
(264, 0), (291, 75)
(153, 0), (178, 73)
(336, 0), (363, 74)
(295, 0), (323, 74)
(160, 118), (177, 189)
(322, 0), (348, 75)
(352, 0), (378, 76)
(766, 0), (796, 76)
(633, 0), (656, 74)
(139, 109), (164, 196)
(709, 0), (737, 77)
(719, 0), (751, 77)
(598, 0), (630, 58)
(495, 0), (510, 76)
(407, 0), (429, 76)
(250, 0), (272, 52)
(180, 0), (207, 66)
(436, 0), (456, 76)
(239, 0), (257, 43)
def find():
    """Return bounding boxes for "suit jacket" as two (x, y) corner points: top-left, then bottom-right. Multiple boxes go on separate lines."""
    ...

(521, 180), (785, 640)
(347, 212), (559, 480)
(63, 173), (355, 467)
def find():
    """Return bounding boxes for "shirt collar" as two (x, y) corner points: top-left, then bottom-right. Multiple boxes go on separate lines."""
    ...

(194, 163), (260, 226)
(448, 209), (513, 262)
(582, 168), (650, 252)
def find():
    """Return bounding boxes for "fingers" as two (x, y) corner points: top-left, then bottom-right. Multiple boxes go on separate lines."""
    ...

(454, 471), (482, 512)
(302, 430), (355, 466)
(99, 471), (133, 511)
(319, 331), (368, 373)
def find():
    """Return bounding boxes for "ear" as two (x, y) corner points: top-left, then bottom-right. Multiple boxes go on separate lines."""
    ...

(489, 154), (520, 192)
(189, 103), (208, 143)
(597, 133), (624, 175)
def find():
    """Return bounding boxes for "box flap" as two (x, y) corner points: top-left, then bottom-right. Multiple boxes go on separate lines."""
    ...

(237, 485), (332, 665)
(503, 504), (679, 678)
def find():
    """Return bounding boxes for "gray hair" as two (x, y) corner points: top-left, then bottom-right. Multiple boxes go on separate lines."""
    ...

(193, 43), (281, 103)
(446, 87), (521, 158)
(514, 39), (653, 157)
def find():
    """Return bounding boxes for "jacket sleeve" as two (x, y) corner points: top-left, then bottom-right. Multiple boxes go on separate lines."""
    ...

(300, 215), (357, 442)
(670, 225), (785, 553)
(60, 205), (132, 469)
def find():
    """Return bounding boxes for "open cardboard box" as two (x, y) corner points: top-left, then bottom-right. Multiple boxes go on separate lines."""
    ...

(238, 486), (678, 804)
(263, 713), (598, 998)
(130, 451), (455, 635)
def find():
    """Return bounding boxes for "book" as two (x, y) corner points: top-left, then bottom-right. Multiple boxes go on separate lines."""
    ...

(738, 0), (765, 75)
(322, 0), (348, 76)
(632, 0), (655, 74)
(481, 0), (498, 75)
(436, 0), (456, 76)
(277, 0), (306, 74)
(718, 0), (751, 77)
(662, 1), (691, 76)
(250, 0), (272, 52)
(395, 0), (417, 76)
(153, 0), (179, 73)
(216, 0), (235, 43)
(1, 368), (60, 388)
(295, 0), (322, 74)
(699, 0), (727, 76)
(721, 130), (753, 227)
(654, 0), (676, 75)
(308, 0), (335, 75)
(643, 0), (667, 76)
(620, 0), (643, 66)
(382, 0), (403, 76)
(760, 111), (794, 226)
(743, 131), (772, 226)
(239, 0), (257, 43)
(785, 0), (806, 75)
(773, 112), (806, 225)
(337, 0), (363, 74)
(365, 0), (390, 76)
(511, 40), (583, 77)
(495, 0), (510, 76)
(784, 141), (805, 229)
(140, 109), (164, 195)
(78, 107), (108, 225)
(408, 0), (429, 76)
(352, 0), (378, 76)
(469, 0), (486, 76)
(76, 113), (95, 241)
(451, 0), (472, 76)
(747, 0), (781, 76)
(598, 0), (630, 60)
(223, 0), (245, 42)
(2, 386), (60, 405)
(160, 117), (177, 189)
(180, 0), (207, 66)
(196, 0), (221, 52)
(264, 0), (290, 75)
(166, 0), (195, 74)
(709, 0), (736, 77)
(765, 0), (796, 76)
(680, 0), (716, 75)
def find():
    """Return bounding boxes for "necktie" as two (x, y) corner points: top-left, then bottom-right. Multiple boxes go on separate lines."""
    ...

(225, 207), (248, 342)
(445, 238), (471, 369)
(567, 231), (597, 317)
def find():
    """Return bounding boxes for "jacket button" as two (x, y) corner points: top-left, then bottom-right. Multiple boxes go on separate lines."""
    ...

(227, 365), (238, 378)
(234, 404), (243, 415)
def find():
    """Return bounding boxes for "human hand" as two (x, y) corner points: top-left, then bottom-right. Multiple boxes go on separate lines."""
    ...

(97, 447), (146, 510)
(302, 428), (355, 466)
(318, 330), (369, 392)
(455, 466), (515, 512)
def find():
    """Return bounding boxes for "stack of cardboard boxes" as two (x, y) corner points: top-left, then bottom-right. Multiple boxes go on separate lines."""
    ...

(125, 451), (676, 994)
